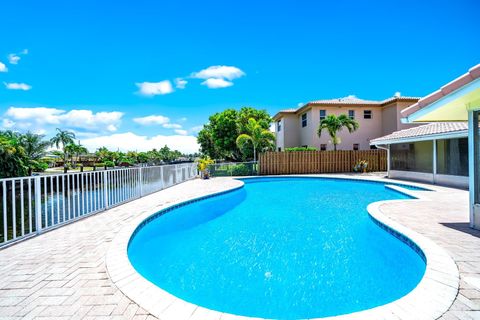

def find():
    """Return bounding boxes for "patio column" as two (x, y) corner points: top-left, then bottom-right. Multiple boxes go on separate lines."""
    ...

(468, 110), (480, 229)
(433, 139), (437, 184)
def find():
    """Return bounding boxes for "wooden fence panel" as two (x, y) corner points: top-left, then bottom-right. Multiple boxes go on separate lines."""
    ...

(259, 150), (387, 175)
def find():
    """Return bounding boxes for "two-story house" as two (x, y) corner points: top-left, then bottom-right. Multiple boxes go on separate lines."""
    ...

(273, 95), (420, 151)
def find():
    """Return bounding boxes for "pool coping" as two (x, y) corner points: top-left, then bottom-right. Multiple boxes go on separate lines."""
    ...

(105, 175), (459, 320)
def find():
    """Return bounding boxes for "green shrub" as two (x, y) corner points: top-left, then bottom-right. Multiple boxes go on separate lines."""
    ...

(285, 146), (318, 151)
(231, 164), (251, 176)
(32, 161), (49, 172)
(105, 160), (115, 168)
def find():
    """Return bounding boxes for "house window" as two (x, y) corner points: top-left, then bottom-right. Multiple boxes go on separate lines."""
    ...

(353, 144), (359, 150)
(364, 110), (372, 119)
(348, 110), (355, 119)
(319, 110), (326, 121)
(320, 144), (327, 151)
(277, 120), (281, 132)
(301, 113), (307, 127)
(278, 147), (282, 152)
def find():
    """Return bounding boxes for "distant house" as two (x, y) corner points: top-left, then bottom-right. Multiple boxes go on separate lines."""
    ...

(370, 122), (469, 189)
(273, 95), (419, 151)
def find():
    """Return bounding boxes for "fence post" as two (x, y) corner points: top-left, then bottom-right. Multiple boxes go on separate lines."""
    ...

(103, 170), (109, 209)
(174, 164), (179, 184)
(34, 177), (42, 235)
(139, 167), (143, 197)
(160, 165), (164, 189)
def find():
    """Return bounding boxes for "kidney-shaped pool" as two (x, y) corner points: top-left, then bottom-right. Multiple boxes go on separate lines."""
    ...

(128, 177), (426, 319)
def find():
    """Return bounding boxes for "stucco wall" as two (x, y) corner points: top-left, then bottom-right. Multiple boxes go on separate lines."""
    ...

(275, 114), (300, 150)
(310, 106), (382, 150)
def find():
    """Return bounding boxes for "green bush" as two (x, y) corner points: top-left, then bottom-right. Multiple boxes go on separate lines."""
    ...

(32, 161), (49, 172)
(231, 164), (251, 176)
(105, 160), (115, 168)
(285, 146), (318, 151)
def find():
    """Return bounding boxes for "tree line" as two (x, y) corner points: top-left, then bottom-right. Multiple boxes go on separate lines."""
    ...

(0, 128), (193, 178)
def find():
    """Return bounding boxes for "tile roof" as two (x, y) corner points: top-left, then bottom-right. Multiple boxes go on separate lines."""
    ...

(401, 64), (480, 117)
(273, 95), (420, 119)
(370, 122), (468, 144)
(309, 95), (380, 105)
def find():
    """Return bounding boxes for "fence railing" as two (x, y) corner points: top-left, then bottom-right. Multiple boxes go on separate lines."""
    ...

(0, 163), (198, 248)
(208, 161), (258, 177)
(259, 150), (387, 175)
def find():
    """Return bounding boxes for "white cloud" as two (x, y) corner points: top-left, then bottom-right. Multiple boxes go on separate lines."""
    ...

(192, 65), (245, 80)
(4, 107), (123, 133)
(82, 132), (199, 154)
(174, 129), (188, 135)
(136, 80), (174, 96)
(175, 78), (187, 89)
(4, 82), (32, 91)
(1, 119), (15, 129)
(133, 115), (170, 126)
(8, 54), (20, 65)
(7, 50), (28, 65)
(190, 125), (203, 134)
(0, 62), (7, 72)
(162, 123), (182, 129)
(201, 78), (233, 89)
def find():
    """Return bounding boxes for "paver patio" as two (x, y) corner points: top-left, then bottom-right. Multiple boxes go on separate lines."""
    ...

(0, 175), (478, 319)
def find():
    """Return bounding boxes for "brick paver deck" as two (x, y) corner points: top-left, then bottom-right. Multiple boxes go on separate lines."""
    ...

(0, 176), (478, 319)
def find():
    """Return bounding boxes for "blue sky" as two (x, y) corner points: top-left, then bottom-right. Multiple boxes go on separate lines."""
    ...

(1, 0), (479, 153)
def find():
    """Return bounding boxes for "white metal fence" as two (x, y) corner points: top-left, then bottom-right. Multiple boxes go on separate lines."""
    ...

(0, 163), (198, 247)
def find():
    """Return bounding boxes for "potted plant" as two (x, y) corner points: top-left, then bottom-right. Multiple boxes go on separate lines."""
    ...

(353, 160), (368, 173)
(198, 157), (214, 179)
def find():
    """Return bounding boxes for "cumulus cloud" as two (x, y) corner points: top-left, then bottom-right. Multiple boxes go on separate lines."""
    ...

(163, 123), (182, 129)
(192, 65), (245, 80)
(4, 82), (32, 91)
(4, 107), (123, 133)
(7, 54), (20, 65)
(0, 62), (7, 72)
(133, 115), (170, 125)
(1, 119), (15, 129)
(7, 50), (28, 65)
(136, 80), (174, 96)
(201, 78), (233, 89)
(174, 129), (188, 135)
(190, 125), (203, 134)
(81, 132), (199, 154)
(133, 115), (183, 130)
(175, 78), (187, 89)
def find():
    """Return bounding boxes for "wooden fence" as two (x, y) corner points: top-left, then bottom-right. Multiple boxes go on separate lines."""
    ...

(259, 150), (387, 175)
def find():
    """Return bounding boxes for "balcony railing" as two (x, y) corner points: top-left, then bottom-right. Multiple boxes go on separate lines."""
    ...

(0, 163), (198, 248)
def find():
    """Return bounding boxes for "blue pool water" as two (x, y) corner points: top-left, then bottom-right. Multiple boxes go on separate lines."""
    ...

(128, 178), (426, 319)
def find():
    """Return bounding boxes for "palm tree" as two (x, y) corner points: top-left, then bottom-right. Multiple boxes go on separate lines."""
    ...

(50, 128), (76, 173)
(317, 114), (359, 151)
(236, 118), (275, 162)
(19, 132), (50, 175)
(65, 141), (88, 168)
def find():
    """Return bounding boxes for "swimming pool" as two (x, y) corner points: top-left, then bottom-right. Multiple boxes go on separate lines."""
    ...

(128, 177), (426, 319)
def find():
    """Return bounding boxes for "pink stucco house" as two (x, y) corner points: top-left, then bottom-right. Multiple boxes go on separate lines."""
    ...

(273, 95), (419, 151)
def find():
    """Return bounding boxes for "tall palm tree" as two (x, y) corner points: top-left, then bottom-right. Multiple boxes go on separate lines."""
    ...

(317, 114), (359, 151)
(236, 118), (275, 162)
(19, 132), (50, 175)
(50, 128), (76, 173)
(65, 141), (88, 168)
